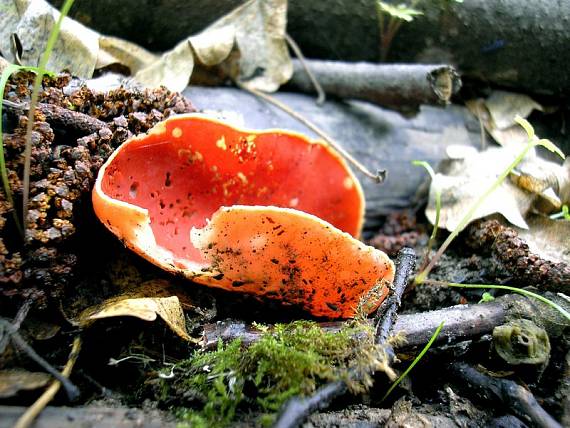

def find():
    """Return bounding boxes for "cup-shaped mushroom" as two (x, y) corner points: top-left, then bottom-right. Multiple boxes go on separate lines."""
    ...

(93, 114), (394, 318)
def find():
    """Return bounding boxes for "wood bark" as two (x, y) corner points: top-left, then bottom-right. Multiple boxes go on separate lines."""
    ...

(288, 60), (461, 110)
(51, 0), (570, 94)
(201, 294), (541, 351)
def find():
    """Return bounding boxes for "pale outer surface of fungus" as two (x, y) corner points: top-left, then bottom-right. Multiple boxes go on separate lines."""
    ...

(93, 114), (394, 318)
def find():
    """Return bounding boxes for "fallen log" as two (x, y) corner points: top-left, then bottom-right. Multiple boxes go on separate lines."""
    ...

(287, 60), (461, 110)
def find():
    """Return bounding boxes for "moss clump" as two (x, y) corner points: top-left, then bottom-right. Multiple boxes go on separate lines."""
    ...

(159, 320), (376, 427)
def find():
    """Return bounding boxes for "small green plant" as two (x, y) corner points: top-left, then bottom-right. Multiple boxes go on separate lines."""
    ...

(165, 320), (377, 427)
(413, 117), (568, 321)
(376, 0), (463, 61)
(0, 64), (48, 235)
(425, 281), (570, 322)
(479, 292), (495, 303)
(381, 321), (444, 401)
(550, 204), (570, 220)
(21, 0), (75, 232)
(377, 1), (423, 61)
(0, 0), (75, 238)
(415, 116), (565, 285)
(412, 160), (440, 255)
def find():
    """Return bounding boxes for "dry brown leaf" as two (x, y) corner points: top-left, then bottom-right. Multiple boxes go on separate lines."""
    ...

(1, 0), (291, 92)
(134, 41), (195, 92)
(426, 145), (568, 231)
(0, 370), (51, 398)
(132, 0), (291, 92)
(426, 146), (533, 231)
(78, 280), (195, 342)
(97, 36), (158, 72)
(204, 0), (292, 91)
(0, 0), (99, 77)
(466, 91), (544, 148)
(189, 25), (236, 66)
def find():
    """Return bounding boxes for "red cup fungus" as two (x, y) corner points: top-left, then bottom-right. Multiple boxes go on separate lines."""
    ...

(92, 114), (394, 318)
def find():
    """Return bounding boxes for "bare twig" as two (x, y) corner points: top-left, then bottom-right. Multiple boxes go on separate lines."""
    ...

(14, 335), (82, 428)
(0, 319), (79, 400)
(284, 34), (325, 105)
(0, 299), (31, 353)
(235, 81), (386, 183)
(288, 60), (461, 109)
(450, 363), (562, 428)
(202, 294), (540, 351)
(374, 247), (416, 345)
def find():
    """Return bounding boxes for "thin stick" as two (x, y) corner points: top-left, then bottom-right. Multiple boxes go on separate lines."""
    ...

(451, 362), (562, 428)
(236, 81), (386, 183)
(284, 33), (326, 105)
(14, 335), (82, 428)
(2, 321), (80, 399)
(0, 299), (31, 353)
(374, 247), (416, 345)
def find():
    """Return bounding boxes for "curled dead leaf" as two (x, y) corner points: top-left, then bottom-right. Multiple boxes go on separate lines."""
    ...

(426, 145), (567, 231)
(0, 370), (51, 398)
(466, 91), (544, 148)
(77, 281), (196, 342)
(0, 0), (99, 77)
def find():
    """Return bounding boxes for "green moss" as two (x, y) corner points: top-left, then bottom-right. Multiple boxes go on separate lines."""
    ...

(161, 320), (375, 427)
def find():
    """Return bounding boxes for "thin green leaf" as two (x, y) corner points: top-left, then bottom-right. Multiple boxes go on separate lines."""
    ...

(550, 205), (570, 220)
(412, 160), (440, 246)
(1, 64), (45, 235)
(22, 0), (75, 232)
(382, 321), (444, 401)
(415, 118), (565, 284)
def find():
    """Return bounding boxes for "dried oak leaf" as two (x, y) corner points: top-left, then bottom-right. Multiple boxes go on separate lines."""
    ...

(100, 0), (291, 92)
(78, 281), (194, 342)
(426, 145), (567, 231)
(0, 370), (51, 398)
(466, 91), (544, 148)
(517, 214), (570, 266)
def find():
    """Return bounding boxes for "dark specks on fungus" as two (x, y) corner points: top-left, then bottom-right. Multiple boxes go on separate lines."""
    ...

(92, 114), (394, 318)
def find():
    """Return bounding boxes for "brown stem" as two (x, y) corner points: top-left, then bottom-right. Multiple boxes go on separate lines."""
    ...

(14, 336), (82, 428)
(284, 33), (326, 105)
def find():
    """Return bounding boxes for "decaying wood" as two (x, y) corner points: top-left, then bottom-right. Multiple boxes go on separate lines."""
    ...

(202, 293), (559, 351)
(450, 363), (563, 428)
(288, 60), (461, 110)
(2, 99), (108, 136)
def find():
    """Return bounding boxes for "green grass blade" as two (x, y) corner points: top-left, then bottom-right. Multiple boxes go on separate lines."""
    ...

(412, 160), (440, 248)
(22, 0), (75, 232)
(381, 321), (444, 401)
(0, 64), (25, 234)
(445, 282), (570, 322)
